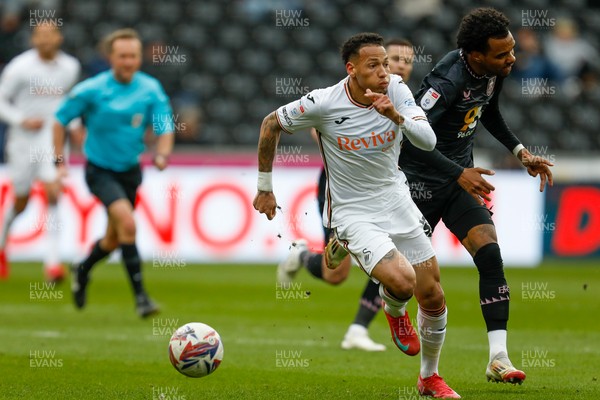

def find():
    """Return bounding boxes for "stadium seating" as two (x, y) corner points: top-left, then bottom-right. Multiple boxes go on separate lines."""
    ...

(54, 0), (600, 152)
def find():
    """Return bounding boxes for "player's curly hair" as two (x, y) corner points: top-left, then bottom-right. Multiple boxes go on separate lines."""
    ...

(457, 8), (510, 54)
(340, 32), (384, 63)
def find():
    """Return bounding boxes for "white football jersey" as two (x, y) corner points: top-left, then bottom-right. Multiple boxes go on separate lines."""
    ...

(276, 74), (435, 228)
(0, 49), (80, 149)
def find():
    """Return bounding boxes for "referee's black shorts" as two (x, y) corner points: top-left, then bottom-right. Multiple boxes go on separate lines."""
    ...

(85, 161), (142, 208)
(407, 179), (494, 242)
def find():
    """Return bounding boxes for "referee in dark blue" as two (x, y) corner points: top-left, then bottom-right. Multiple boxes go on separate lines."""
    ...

(53, 28), (174, 318)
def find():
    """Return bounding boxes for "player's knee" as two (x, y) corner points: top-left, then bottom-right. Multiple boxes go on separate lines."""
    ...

(117, 215), (137, 239)
(416, 282), (445, 310)
(386, 272), (415, 300)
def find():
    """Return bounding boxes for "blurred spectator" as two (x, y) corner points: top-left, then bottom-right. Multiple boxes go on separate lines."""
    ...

(511, 28), (564, 84)
(545, 18), (600, 79)
(395, 0), (439, 19)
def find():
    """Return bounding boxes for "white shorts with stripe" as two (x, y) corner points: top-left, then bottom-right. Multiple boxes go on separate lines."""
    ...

(333, 191), (434, 278)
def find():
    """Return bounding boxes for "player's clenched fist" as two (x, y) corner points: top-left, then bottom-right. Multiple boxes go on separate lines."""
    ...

(253, 191), (278, 220)
(365, 88), (404, 125)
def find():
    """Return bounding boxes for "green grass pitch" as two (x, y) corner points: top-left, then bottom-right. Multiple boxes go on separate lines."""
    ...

(0, 260), (598, 399)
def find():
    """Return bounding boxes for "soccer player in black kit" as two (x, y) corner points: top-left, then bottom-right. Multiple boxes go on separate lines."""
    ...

(399, 8), (553, 384)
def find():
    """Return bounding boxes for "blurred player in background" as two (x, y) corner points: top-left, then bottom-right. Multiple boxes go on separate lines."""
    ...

(257, 33), (460, 398)
(0, 22), (80, 281)
(53, 28), (174, 318)
(278, 39), (415, 352)
(399, 8), (553, 384)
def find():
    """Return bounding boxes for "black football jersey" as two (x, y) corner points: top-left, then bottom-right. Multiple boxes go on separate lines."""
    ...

(399, 49), (503, 186)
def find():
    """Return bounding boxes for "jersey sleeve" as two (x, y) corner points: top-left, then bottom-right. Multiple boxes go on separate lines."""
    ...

(275, 90), (322, 134)
(55, 81), (93, 126)
(149, 80), (174, 135)
(0, 61), (25, 126)
(394, 80), (436, 151)
(417, 75), (457, 126)
(479, 78), (521, 152)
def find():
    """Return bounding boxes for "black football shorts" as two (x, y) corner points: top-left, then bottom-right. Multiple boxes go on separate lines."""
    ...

(85, 161), (142, 208)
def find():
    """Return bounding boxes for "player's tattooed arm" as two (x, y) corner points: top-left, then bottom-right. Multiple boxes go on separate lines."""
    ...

(254, 112), (281, 220)
(257, 112), (281, 173)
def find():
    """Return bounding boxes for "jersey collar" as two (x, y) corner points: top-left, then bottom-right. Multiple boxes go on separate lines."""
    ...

(459, 49), (488, 80)
(344, 77), (372, 109)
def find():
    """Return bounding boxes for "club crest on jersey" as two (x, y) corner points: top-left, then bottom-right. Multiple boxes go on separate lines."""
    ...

(463, 90), (471, 100)
(486, 77), (496, 96)
(420, 88), (440, 110)
(131, 113), (143, 128)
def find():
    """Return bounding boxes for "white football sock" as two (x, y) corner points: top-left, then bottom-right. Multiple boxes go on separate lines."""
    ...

(379, 284), (407, 317)
(418, 306), (447, 378)
(488, 330), (508, 361)
(44, 204), (61, 267)
(0, 206), (16, 249)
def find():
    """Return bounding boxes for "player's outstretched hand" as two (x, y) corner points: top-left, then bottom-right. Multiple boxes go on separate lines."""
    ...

(253, 191), (277, 220)
(365, 89), (402, 124)
(519, 148), (554, 192)
(457, 167), (496, 205)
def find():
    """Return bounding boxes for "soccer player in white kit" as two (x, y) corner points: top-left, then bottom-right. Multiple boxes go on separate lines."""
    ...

(0, 22), (80, 281)
(254, 33), (460, 398)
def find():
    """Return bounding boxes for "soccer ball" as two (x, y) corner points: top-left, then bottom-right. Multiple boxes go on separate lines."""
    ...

(168, 322), (224, 378)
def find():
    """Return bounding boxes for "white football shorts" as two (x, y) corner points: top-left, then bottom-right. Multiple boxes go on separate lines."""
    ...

(333, 190), (435, 278)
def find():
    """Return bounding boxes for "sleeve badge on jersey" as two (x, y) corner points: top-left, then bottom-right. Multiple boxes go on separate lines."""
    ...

(131, 113), (143, 128)
(288, 99), (305, 119)
(420, 88), (440, 110)
(403, 98), (416, 107)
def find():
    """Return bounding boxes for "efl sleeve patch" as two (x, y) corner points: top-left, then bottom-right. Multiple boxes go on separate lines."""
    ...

(420, 87), (441, 111)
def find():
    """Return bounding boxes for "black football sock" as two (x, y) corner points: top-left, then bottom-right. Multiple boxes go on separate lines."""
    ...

(80, 240), (111, 274)
(300, 250), (323, 280)
(352, 279), (382, 328)
(121, 243), (144, 296)
(474, 243), (509, 332)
